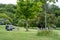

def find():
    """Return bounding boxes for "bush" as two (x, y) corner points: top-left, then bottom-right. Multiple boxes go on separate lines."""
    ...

(37, 30), (57, 36)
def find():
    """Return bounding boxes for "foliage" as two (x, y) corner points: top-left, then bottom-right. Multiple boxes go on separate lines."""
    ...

(0, 0), (60, 28)
(37, 30), (58, 36)
(16, 0), (43, 31)
(0, 4), (16, 25)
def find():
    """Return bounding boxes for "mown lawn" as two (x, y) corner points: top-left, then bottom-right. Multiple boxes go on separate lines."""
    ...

(0, 25), (60, 40)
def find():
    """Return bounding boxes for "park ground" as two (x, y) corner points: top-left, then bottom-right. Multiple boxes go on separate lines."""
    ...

(0, 25), (60, 40)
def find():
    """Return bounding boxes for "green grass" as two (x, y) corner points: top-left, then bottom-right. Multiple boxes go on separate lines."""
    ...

(0, 25), (60, 40)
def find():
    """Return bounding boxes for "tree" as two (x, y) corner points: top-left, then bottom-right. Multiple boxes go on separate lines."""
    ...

(17, 0), (42, 31)
(0, 4), (17, 25)
(57, 16), (60, 27)
(40, 0), (58, 28)
(0, 13), (12, 24)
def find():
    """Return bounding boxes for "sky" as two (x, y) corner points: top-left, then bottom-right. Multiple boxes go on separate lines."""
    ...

(55, 0), (60, 7)
(0, 0), (60, 7)
(0, 0), (17, 4)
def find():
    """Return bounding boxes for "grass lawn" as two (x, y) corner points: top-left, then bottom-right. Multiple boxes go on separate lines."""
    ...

(0, 25), (60, 40)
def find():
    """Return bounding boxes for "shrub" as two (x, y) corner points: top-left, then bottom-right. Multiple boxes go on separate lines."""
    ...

(37, 30), (58, 36)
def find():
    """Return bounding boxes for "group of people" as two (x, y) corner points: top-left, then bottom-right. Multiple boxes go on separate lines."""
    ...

(5, 24), (14, 31)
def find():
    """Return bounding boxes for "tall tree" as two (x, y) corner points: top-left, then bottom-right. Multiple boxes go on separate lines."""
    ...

(40, 0), (58, 28)
(17, 0), (42, 31)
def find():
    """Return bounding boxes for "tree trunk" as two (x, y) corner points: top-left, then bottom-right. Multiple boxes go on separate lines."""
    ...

(25, 19), (28, 31)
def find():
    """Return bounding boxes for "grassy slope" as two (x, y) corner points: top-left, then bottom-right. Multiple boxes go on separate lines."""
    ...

(0, 25), (60, 40)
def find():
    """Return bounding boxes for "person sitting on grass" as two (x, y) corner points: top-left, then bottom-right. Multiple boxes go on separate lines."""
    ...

(5, 24), (15, 31)
(5, 24), (9, 31)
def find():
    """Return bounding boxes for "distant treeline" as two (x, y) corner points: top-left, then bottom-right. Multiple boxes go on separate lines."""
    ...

(0, 3), (60, 28)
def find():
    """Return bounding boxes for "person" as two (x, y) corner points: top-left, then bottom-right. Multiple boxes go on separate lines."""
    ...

(9, 25), (13, 31)
(37, 22), (45, 30)
(9, 24), (15, 31)
(5, 24), (9, 31)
